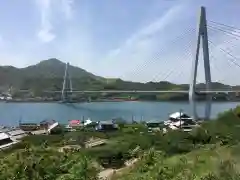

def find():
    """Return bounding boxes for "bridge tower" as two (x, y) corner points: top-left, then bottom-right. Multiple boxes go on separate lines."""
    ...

(61, 62), (73, 102)
(189, 6), (212, 120)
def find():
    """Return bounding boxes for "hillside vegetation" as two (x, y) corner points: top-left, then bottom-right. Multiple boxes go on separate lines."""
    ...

(1, 58), (238, 101)
(0, 106), (240, 179)
(0, 58), (236, 91)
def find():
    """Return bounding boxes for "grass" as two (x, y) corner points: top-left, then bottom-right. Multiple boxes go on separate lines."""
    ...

(112, 144), (240, 180)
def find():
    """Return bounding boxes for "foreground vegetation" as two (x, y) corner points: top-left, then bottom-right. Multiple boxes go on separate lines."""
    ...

(0, 106), (240, 179)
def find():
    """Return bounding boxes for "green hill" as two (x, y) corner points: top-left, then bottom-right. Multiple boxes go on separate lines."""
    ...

(0, 58), (239, 101)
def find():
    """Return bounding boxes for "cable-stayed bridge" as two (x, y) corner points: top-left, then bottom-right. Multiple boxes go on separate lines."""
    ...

(25, 6), (240, 120)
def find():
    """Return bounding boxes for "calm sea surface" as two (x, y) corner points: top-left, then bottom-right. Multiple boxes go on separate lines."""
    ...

(0, 101), (239, 126)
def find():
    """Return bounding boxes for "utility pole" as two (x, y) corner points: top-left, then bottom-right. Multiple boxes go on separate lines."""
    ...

(189, 6), (212, 120)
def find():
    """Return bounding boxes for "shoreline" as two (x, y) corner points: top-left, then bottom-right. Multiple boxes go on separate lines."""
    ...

(2, 99), (240, 103)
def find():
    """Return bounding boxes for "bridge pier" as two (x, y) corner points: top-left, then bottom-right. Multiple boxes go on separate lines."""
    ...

(189, 6), (212, 120)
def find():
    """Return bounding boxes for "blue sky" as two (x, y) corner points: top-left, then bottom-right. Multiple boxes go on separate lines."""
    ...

(0, 0), (239, 84)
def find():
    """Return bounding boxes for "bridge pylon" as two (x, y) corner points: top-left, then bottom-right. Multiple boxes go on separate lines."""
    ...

(189, 6), (212, 120)
(61, 62), (73, 102)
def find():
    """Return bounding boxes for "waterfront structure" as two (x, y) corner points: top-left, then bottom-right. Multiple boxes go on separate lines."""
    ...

(19, 123), (40, 131)
(0, 132), (17, 150)
(68, 120), (81, 128)
(95, 121), (118, 131)
(40, 119), (57, 129)
(5, 128), (26, 141)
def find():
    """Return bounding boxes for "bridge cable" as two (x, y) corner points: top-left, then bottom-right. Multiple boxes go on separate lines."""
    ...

(158, 32), (195, 83)
(209, 20), (240, 32)
(150, 28), (195, 82)
(207, 25), (240, 40)
(208, 39), (240, 69)
(127, 27), (195, 83)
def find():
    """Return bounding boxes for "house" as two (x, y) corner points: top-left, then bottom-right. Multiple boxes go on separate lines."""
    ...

(40, 119), (57, 129)
(68, 120), (81, 127)
(5, 128), (27, 141)
(47, 122), (62, 134)
(95, 121), (118, 131)
(19, 123), (40, 131)
(169, 112), (192, 121)
(146, 120), (162, 128)
(164, 111), (197, 131)
(83, 119), (93, 126)
(0, 132), (17, 150)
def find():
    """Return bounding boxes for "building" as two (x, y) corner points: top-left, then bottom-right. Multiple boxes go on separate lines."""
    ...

(146, 120), (162, 128)
(169, 112), (192, 121)
(19, 123), (40, 131)
(68, 120), (81, 127)
(40, 119), (57, 129)
(164, 111), (197, 131)
(47, 122), (62, 134)
(0, 132), (17, 150)
(95, 120), (118, 131)
(5, 128), (27, 141)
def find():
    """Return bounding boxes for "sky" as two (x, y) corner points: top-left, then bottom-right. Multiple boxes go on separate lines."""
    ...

(0, 0), (239, 85)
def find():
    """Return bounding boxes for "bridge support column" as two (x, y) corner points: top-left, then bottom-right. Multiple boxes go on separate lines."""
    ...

(189, 6), (212, 120)
(61, 62), (73, 102)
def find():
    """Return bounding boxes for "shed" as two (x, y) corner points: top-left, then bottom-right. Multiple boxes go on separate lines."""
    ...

(146, 120), (162, 128)
(0, 132), (14, 149)
(95, 121), (118, 131)
(69, 120), (81, 127)
(6, 129), (27, 140)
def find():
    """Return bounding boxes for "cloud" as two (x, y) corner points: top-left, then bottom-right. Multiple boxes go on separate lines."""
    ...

(103, 4), (188, 81)
(61, 0), (75, 20)
(35, 0), (75, 43)
(0, 35), (3, 48)
(36, 0), (55, 43)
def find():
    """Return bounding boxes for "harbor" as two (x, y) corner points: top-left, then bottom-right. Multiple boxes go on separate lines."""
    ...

(0, 110), (201, 151)
(0, 101), (238, 126)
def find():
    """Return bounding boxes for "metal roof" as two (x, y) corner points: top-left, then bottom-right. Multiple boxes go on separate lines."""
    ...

(146, 119), (161, 124)
(99, 121), (114, 125)
(6, 129), (25, 136)
(169, 112), (190, 119)
(0, 133), (10, 141)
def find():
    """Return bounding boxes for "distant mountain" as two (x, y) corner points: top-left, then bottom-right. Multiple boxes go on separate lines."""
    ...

(0, 58), (238, 93)
(0, 58), (104, 91)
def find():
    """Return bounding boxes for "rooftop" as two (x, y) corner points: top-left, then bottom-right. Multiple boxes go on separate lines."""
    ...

(0, 133), (10, 141)
(6, 129), (25, 136)
(99, 121), (115, 125)
(169, 112), (191, 119)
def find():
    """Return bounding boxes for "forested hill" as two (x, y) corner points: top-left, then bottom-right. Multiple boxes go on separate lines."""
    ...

(0, 58), (238, 92)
